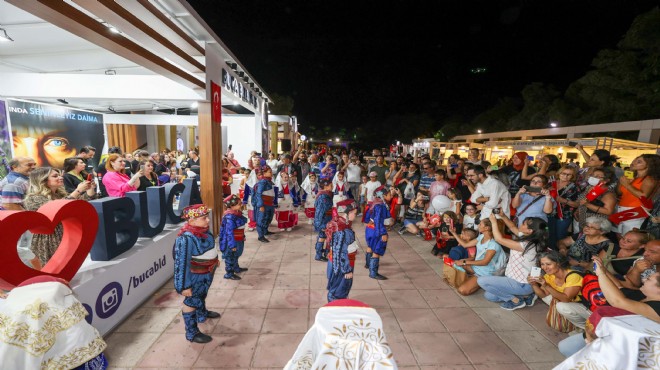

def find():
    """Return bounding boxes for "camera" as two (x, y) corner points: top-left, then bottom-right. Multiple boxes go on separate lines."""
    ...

(568, 141), (578, 147)
(524, 185), (543, 193)
(492, 208), (501, 215)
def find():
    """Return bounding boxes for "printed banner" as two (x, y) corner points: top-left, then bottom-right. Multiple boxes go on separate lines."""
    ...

(0, 100), (10, 178)
(7, 99), (105, 170)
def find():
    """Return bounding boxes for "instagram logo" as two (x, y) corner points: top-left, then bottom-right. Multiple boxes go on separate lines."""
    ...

(95, 282), (123, 319)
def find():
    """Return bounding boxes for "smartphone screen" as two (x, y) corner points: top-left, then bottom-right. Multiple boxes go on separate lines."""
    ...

(530, 266), (542, 278)
(86, 173), (93, 182)
(624, 170), (634, 179)
(527, 155), (534, 161)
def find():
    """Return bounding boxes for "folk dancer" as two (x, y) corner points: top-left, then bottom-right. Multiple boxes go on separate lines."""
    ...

(173, 204), (220, 343)
(242, 167), (259, 231)
(301, 172), (320, 224)
(252, 165), (277, 243)
(275, 171), (300, 231)
(365, 185), (393, 280)
(332, 170), (350, 207)
(326, 198), (359, 302)
(220, 195), (248, 280)
(314, 178), (334, 261)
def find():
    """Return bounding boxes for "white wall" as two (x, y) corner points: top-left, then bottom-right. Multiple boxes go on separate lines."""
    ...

(222, 115), (261, 166)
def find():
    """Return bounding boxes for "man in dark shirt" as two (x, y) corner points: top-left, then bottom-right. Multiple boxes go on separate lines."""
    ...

(186, 150), (201, 178)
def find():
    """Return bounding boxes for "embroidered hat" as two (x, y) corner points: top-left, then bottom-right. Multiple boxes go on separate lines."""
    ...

(182, 204), (210, 220)
(224, 194), (241, 208)
(373, 185), (389, 199)
(336, 199), (357, 214)
(319, 178), (333, 188)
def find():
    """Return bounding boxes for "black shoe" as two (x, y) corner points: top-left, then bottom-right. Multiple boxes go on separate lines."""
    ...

(315, 256), (328, 262)
(258, 237), (270, 243)
(235, 267), (248, 273)
(431, 247), (440, 256)
(206, 311), (221, 319)
(371, 274), (388, 280)
(191, 332), (212, 343)
(228, 274), (241, 280)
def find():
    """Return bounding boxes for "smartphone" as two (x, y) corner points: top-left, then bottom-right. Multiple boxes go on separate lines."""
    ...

(530, 266), (542, 278)
(450, 164), (458, 169)
(624, 170), (634, 180)
(568, 141), (578, 147)
(524, 185), (543, 193)
(527, 155), (534, 161)
(86, 173), (93, 182)
(139, 164), (145, 172)
(449, 218), (454, 230)
(490, 165), (499, 171)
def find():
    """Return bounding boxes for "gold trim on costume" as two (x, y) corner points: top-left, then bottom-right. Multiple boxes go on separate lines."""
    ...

(40, 336), (106, 370)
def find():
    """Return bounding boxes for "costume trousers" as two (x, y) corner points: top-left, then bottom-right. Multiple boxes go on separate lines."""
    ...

(182, 271), (214, 323)
(222, 249), (238, 278)
(234, 241), (245, 272)
(327, 265), (353, 302)
(315, 230), (328, 259)
(256, 206), (275, 238)
(365, 228), (387, 256)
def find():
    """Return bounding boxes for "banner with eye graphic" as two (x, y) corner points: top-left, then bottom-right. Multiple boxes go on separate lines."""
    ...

(6, 99), (105, 170)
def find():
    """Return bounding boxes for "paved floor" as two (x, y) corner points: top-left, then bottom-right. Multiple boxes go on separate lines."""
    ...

(104, 215), (567, 369)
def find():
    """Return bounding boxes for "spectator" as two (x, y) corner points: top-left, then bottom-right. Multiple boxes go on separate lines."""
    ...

(0, 157), (36, 210)
(623, 239), (660, 291)
(136, 160), (161, 191)
(266, 152), (280, 176)
(468, 165), (511, 218)
(511, 174), (554, 227)
(62, 157), (98, 198)
(418, 161), (436, 198)
(528, 251), (589, 330)
(319, 154), (338, 180)
(547, 165), (580, 250)
(559, 217), (613, 272)
(364, 171), (381, 203)
(479, 213), (547, 310)
(462, 203), (479, 230)
(397, 162), (421, 204)
(571, 167), (617, 233)
(277, 154), (298, 184)
(502, 152), (535, 197)
(385, 161), (398, 186)
(604, 230), (650, 282)
(370, 155), (388, 184)
(221, 158), (233, 197)
(185, 150), (201, 178)
(616, 154), (660, 234)
(574, 144), (612, 190)
(453, 218), (505, 296)
(293, 147), (311, 185)
(467, 148), (482, 166)
(24, 167), (93, 265)
(345, 155), (363, 201)
(226, 151), (241, 175)
(399, 192), (427, 236)
(102, 153), (142, 197)
(429, 169), (451, 200)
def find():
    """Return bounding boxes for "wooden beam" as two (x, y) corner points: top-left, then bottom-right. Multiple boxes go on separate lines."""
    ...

(7, 0), (204, 90)
(197, 102), (223, 235)
(136, 0), (205, 55)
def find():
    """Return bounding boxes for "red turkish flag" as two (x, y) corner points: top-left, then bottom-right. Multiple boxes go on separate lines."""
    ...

(211, 80), (221, 124)
(608, 206), (649, 225)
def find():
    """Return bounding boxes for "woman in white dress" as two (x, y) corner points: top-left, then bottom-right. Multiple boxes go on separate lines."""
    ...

(275, 171), (300, 231)
(301, 172), (320, 224)
(332, 171), (350, 207)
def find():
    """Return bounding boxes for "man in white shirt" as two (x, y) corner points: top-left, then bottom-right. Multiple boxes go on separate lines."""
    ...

(467, 165), (510, 218)
(345, 155), (363, 200)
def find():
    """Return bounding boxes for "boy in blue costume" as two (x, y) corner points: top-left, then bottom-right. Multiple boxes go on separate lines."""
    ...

(173, 204), (220, 344)
(365, 185), (393, 280)
(220, 194), (248, 280)
(252, 165), (278, 243)
(314, 178), (334, 261)
(326, 198), (359, 302)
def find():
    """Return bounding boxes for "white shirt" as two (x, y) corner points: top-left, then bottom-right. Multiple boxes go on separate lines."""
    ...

(346, 163), (362, 183)
(365, 180), (381, 202)
(470, 176), (511, 218)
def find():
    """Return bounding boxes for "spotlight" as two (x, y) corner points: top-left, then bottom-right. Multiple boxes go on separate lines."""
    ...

(57, 99), (69, 105)
(477, 129), (482, 134)
(190, 102), (198, 109)
(0, 28), (14, 42)
(335, 138), (340, 142)
(550, 122), (558, 128)
(105, 69), (117, 75)
(238, 71), (245, 78)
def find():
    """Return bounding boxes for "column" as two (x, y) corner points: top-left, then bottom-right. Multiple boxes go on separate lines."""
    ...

(197, 102), (223, 235)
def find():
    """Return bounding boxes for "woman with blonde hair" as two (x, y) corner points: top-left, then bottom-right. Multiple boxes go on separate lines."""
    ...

(24, 167), (93, 266)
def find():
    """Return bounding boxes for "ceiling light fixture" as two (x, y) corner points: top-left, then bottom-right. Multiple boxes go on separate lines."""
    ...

(0, 27), (14, 42)
(57, 99), (69, 105)
(190, 102), (198, 109)
(108, 106), (116, 113)
(152, 104), (159, 110)
(105, 69), (116, 75)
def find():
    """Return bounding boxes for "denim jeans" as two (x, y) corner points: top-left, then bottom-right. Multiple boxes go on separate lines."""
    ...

(548, 216), (572, 251)
(477, 275), (533, 302)
(558, 333), (587, 357)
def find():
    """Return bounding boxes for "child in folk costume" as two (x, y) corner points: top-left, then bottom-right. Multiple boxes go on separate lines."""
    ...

(314, 178), (335, 261)
(242, 168), (258, 231)
(332, 171), (350, 207)
(326, 199), (359, 302)
(219, 195), (248, 281)
(173, 204), (220, 343)
(365, 185), (393, 280)
(275, 171), (300, 231)
(301, 172), (320, 224)
(252, 165), (278, 243)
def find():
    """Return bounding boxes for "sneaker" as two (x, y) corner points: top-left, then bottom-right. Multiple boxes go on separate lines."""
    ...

(500, 299), (527, 311)
(398, 228), (407, 236)
(416, 231), (424, 238)
(524, 294), (538, 307)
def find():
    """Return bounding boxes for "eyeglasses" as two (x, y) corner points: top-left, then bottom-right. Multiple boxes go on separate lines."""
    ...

(583, 225), (601, 230)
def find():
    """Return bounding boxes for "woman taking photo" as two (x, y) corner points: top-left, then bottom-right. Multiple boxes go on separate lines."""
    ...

(574, 145), (612, 190)
(502, 152), (535, 197)
(24, 167), (93, 266)
(511, 174), (554, 227)
(62, 157), (98, 198)
(137, 160), (161, 191)
(617, 154), (660, 234)
(522, 154), (561, 181)
(547, 165), (579, 250)
(103, 153), (142, 197)
(528, 251), (589, 330)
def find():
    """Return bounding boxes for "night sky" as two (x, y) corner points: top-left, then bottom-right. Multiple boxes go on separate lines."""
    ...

(190, 0), (658, 139)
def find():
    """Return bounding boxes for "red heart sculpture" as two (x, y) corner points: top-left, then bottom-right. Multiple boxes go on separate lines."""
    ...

(0, 199), (98, 289)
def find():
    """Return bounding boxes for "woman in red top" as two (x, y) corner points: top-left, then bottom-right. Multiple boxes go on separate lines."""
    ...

(221, 158), (233, 197)
(617, 154), (660, 234)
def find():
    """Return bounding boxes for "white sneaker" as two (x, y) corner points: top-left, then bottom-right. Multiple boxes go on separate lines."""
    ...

(279, 229), (285, 232)
(286, 228), (292, 232)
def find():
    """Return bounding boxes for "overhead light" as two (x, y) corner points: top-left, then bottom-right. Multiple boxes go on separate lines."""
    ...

(226, 62), (237, 70)
(243, 76), (249, 83)
(268, 110), (271, 113)
(301, 135), (307, 141)
(238, 71), (245, 78)
(152, 104), (159, 110)
(335, 138), (340, 142)
(108, 106), (116, 113)
(190, 102), (198, 109)
(477, 129), (482, 133)
(57, 99), (69, 105)
(108, 25), (119, 33)
(550, 122), (558, 127)
(249, 83), (255, 88)
(232, 100), (238, 106)
(0, 27), (14, 42)
(105, 69), (116, 75)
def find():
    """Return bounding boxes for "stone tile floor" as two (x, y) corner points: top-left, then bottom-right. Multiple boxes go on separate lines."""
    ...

(104, 216), (566, 369)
